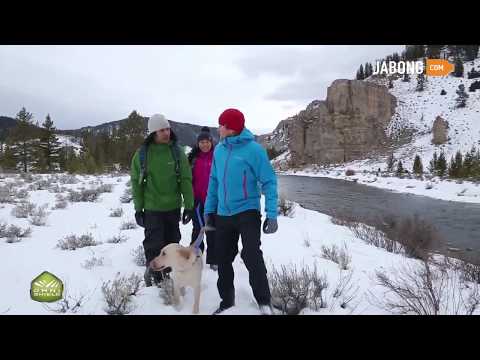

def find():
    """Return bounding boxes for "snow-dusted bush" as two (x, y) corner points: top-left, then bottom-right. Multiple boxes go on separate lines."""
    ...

(109, 207), (124, 217)
(53, 196), (68, 210)
(58, 174), (78, 185)
(56, 233), (101, 250)
(68, 188), (100, 202)
(0, 184), (16, 203)
(107, 234), (128, 244)
(277, 196), (295, 218)
(345, 169), (356, 176)
(82, 256), (106, 269)
(20, 173), (35, 183)
(43, 286), (89, 314)
(321, 243), (351, 270)
(3, 225), (32, 243)
(159, 277), (176, 306)
(16, 189), (29, 199)
(97, 184), (114, 193)
(11, 201), (36, 218)
(269, 263), (329, 315)
(120, 220), (137, 230)
(330, 269), (359, 310)
(120, 187), (132, 203)
(131, 245), (146, 266)
(29, 204), (50, 226)
(102, 273), (143, 315)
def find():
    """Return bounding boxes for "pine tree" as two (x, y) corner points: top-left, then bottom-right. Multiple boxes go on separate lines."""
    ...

(426, 45), (443, 58)
(387, 153), (396, 172)
(413, 155), (423, 175)
(448, 151), (464, 178)
(9, 107), (36, 172)
(402, 73), (410, 82)
(453, 57), (464, 77)
(357, 64), (365, 80)
(440, 89), (447, 95)
(33, 114), (62, 172)
(461, 45), (479, 62)
(396, 161), (404, 176)
(463, 146), (476, 177)
(455, 84), (469, 108)
(429, 151), (438, 174)
(388, 78), (394, 89)
(0, 144), (17, 170)
(437, 151), (447, 177)
(118, 110), (146, 169)
(416, 73), (425, 91)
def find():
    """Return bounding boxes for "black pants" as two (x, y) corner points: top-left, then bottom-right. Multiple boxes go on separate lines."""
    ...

(190, 200), (217, 265)
(143, 209), (181, 273)
(215, 210), (271, 307)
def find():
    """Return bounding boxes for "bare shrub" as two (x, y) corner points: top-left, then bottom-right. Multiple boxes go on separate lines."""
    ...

(11, 201), (36, 218)
(29, 204), (50, 226)
(16, 189), (29, 199)
(82, 256), (106, 269)
(58, 174), (78, 185)
(330, 269), (360, 310)
(20, 173), (35, 182)
(131, 246), (146, 266)
(97, 184), (114, 193)
(0, 185), (15, 203)
(277, 195), (295, 218)
(56, 233), (101, 250)
(269, 263), (329, 315)
(328, 208), (360, 227)
(350, 223), (404, 254)
(374, 260), (480, 315)
(43, 286), (91, 314)
(302, 232), (311, 248)
(321, 243), (351, 270)
(107, 233), (128, 244)
(68, 188), (100, 202)
(109, 207), (124, 217)
(345, 169), (356, 176)
(102, 273), (143, 315)
(3, 225), (32, 243)
(126, 180), (132, 188)
(159, 277), (176, 306)
(120, 220), (137, 230)
(120, 187), (132, 203)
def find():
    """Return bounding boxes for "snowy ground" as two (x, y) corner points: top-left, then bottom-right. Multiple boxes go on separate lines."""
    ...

(1, 173), (478, 315)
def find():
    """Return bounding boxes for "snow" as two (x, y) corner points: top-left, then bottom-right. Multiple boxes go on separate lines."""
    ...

(1, 173), (478, 315)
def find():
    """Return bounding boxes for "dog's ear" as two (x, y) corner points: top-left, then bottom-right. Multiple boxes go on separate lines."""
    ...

(177, 247), (191, 261)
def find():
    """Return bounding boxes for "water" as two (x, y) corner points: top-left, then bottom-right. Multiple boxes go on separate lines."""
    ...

(278, 175), (480, 262)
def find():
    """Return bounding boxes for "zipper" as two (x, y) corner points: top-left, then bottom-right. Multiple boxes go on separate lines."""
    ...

(223, 144), (233, 214)
(243, 170), (248, 199)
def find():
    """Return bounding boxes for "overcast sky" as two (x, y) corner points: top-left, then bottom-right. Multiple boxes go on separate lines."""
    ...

(0, 45), (404, 135)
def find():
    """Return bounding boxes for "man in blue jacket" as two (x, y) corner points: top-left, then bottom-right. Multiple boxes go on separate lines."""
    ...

(204, 108), (278, 315)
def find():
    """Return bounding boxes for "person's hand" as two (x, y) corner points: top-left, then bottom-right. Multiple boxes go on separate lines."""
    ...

(204, 213), (216, 231)
(135, 211), (145, 228)
(182, 209), (194, 225)
(262, 218), (278, 234)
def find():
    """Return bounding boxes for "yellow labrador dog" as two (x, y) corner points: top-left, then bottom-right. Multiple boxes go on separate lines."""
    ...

(150, 239), (203, 314)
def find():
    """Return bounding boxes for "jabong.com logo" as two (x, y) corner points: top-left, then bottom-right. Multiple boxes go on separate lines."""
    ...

(30, 271), (64, 302)
(373, 59), (455, 77)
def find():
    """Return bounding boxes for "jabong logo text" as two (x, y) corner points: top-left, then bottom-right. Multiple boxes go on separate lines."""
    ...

(373, 59), (454, 77)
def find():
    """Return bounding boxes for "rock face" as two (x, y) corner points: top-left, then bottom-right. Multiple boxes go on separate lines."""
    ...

(264, 79), (397, 166)
(432, 116), (449, 145)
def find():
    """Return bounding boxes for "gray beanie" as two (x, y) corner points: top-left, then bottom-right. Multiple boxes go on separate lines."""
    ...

(148, 114), (170, 134)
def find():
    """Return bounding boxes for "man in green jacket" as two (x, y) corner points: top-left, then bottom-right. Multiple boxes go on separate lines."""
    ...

(131, 114), (194, 286)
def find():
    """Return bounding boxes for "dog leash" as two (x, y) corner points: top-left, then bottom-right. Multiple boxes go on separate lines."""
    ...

(192, 204), (206, 256)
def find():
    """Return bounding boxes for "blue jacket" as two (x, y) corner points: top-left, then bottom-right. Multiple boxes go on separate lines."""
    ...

(204, 128), (278, 220)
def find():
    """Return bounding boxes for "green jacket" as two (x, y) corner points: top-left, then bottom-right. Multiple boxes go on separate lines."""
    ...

(130, 140), (194, 212)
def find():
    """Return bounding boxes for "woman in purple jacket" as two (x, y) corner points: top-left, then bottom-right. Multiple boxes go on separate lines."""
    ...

(188, 127), (217, 270)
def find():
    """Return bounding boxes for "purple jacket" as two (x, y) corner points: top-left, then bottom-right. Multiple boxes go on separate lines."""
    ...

(192, 149), (214, 204)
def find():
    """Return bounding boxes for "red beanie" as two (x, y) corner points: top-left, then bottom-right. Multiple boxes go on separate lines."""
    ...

(219, 108), (245, 133)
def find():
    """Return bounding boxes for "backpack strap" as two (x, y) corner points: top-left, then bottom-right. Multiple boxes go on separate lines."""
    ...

(138, 143), (148, 186)
(170, 144), (182, 185)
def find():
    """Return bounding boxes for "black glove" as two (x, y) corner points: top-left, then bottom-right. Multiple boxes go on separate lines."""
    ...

(204, 213), (216, 231)
(262, 218), (278, 234)
(135, 211), (145, 228)
(182, 209), (194, 225)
